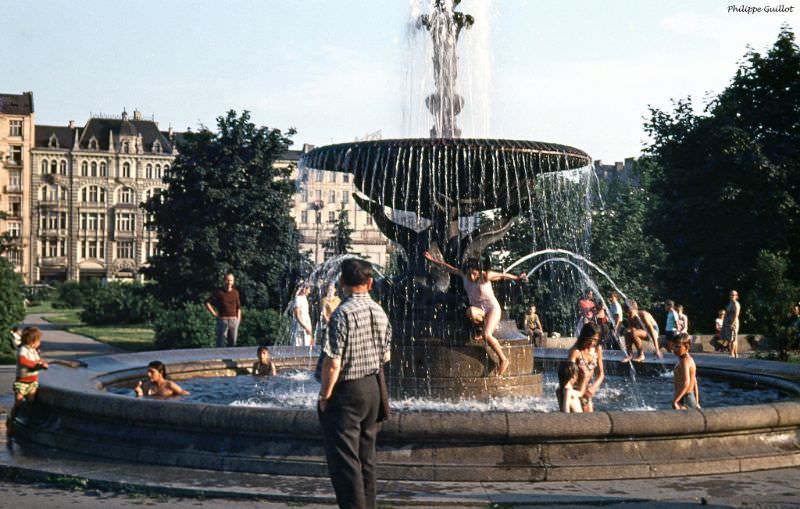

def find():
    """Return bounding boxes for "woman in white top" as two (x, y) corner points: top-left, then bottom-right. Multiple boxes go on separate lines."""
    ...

(424, 251), (527, 376)
(290, 285), (313, 347)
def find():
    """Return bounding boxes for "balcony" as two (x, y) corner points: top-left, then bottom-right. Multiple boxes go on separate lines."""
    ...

(112, 230), (136, 241)
(40, 256), (68, 267)
(3, 185), (23, 194)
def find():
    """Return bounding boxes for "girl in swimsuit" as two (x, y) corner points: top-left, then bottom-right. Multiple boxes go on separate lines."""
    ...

(423, 251), (527, 376)
(135, 361), (189, 398)
(567, 323), (605, 412)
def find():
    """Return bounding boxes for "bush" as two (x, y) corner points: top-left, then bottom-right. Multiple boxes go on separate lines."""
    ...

(80, 282), (159, 326)
(0, 258), (25, 355)
(153, 303), (216, 349)
(238, 308), (290, 346)
(53, 280), (101, 309)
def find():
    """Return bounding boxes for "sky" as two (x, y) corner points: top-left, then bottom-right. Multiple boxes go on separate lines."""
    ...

(3, 0), (799, 162)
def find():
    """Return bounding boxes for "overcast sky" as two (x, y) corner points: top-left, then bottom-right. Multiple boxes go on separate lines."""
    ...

(4, 0), (799, 162)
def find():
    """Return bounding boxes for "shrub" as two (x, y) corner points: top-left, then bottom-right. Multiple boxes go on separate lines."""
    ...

(153, 303), (216, 349)
(53, 280), (100, 309)
(238, 308), (290, 346)
(80, 282), (159, 325)
(0, 258), (25, 355)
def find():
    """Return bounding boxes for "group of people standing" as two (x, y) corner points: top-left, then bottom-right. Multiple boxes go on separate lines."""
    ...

(288, 282), (342, 349)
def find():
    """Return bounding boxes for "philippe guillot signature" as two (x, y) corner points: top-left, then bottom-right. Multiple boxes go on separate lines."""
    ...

(728, 4), (796, 13)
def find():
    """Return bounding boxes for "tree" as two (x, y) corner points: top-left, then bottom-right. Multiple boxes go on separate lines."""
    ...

(324, 206), (356, 257)
(143, 110), (304, 310)
(0, 257), (25, 354)
(590, 163), (666, 307)
(642, 27), (800, 330)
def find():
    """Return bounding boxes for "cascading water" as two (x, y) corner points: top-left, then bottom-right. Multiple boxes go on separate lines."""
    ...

(300, 0), (599, 400)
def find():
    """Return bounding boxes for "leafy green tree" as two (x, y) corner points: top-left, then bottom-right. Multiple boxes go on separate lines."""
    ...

(748, 250), (800, 359)
(590, 163), (666, 307)
(143, 111), (304, 310)
(0, 257), (25, 354)
(642, 28), (800, 330)
(324, 206), (356, 257)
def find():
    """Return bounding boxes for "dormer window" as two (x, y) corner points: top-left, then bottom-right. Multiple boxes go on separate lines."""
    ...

(88, 136), (99, 150)
(152, 140), (162, 154)
(121, 141), (130, 154)
(48, 134), (60, 148)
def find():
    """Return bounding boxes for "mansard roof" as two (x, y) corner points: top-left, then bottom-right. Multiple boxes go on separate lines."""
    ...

(35, 125), (74, 149)
(78, 117), (175, 153)
(0, 92), (34, 115)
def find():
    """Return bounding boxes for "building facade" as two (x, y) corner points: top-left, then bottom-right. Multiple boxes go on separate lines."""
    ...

(30, 110), (176, 282)
(289, 145), (390, 268)
(0, 92), (34, 281)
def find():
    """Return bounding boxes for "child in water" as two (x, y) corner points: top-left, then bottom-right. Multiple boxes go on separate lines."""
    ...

(135, 361), (189, 398)
(668, 333), (700, 410)
(556, 361), (583, 413)
(252, 346), (277, 377)
(423, 251), (527, 376)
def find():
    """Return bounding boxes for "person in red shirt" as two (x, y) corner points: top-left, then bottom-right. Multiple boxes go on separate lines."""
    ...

(7, 327), (49, 437)
(205, 273), (242, 347)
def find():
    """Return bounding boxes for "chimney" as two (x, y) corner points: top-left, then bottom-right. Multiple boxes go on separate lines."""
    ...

(133, 109), (142, 121)
(168, 125), (174, 137)
(68, 120), (75, 129)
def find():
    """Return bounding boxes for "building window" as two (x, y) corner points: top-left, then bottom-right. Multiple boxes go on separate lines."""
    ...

(41, 160), (48, 174)
(146, 164), (153, 179)
(153, 141), (162, 153)
(99, 161), (107, 176)
(40, 211), (67, 231)
(328, 211), (336, 223)
(59, 160), (67, 175)
(9, 146), (22, 165)
(301, 211), (308, 224)
(343, 174), (350, 183)
(89, 137), (99, 150)
(9, 171), (21, 190)
(155, 164), (161, 179)
(81, 161), (88, 176)
(122, 162), (131, 178)
(80, 213), (105, 231)
(329, 191), (336, 203)
(315, 211), (322, 224)
(366, 215), (373, 225)
(81, 239), (105, 259)
(116, 241), (134, 259)
(116, 212), (135, 231)
(9, 120), (22, 137)
(49, 134), (59, 148)
(90, 161), (97, 177)
(316, 170), (323, 182)
(9, 197), (21, 217)
(7, 222), (21, 238)
(329, 172), (336, 183)
(44, 239), (66, 257)
(119, 187), (134, 204)
(50, 160), (57, 174)
(315, 190), (322, 201)
(5, 249), (21, 266)
(81, 186), (106, 203)
(144, 240), (159, 260)
(342, 193), (349, 204)
(301, 189), (308, 202)
(121, 141), (130, 154)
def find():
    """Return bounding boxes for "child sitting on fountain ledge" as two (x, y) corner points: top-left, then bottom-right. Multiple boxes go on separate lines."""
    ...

(423, 251), (527, 376)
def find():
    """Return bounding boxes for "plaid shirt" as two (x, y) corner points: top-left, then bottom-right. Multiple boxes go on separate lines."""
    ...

(323, 292), (391, 381)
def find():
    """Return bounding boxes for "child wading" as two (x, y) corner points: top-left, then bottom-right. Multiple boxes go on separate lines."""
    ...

(8, 327), (49, 437)
(423, 251), (527, 376)
(556, 360), (583, 413)
(668, 333), (700, 410)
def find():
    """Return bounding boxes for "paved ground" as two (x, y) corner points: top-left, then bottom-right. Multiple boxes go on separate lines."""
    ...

(1, 315), (799, 508)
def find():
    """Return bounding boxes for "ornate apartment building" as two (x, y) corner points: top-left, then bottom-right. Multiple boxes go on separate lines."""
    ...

(0, 92), (34, 280)
(288, 145), (390, 268)
(30, 110), (176, 282)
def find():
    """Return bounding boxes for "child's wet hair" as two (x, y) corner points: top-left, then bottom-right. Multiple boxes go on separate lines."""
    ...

(21, 326), (41, 346)
(557, 360), (579, 388)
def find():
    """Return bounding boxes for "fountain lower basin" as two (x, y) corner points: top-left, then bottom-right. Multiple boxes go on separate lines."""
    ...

(15, 346), (800, 482)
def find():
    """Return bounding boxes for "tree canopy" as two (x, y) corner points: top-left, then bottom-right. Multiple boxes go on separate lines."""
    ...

(143, 110), (304, 310)
(0, 257), (25, 354)
(642, 27), (800, 328)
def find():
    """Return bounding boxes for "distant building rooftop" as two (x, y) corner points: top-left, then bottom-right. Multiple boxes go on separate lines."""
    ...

(0, 92), (34, 115)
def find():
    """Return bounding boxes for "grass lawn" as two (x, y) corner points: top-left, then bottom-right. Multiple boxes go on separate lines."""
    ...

(25, 301), (67, 314)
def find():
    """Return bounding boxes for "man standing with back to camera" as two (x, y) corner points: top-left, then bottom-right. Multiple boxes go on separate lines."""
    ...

(317, 259), (391, 509)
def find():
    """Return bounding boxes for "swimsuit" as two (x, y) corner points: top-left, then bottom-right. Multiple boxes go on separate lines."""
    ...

(462, 275), (500, 314)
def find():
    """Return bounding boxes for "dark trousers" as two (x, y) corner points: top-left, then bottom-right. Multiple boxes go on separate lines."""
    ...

(318, 375), (380, 509)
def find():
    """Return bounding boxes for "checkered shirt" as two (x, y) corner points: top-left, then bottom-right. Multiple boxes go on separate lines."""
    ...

(323, 292), (391, 381)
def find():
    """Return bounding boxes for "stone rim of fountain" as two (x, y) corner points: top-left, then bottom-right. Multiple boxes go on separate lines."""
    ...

(14, 346), (800, 482)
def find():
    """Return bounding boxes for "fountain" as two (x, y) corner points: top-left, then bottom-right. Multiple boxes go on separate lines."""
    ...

(301, 0), (590, 399)
(11, 0), (800, 486)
